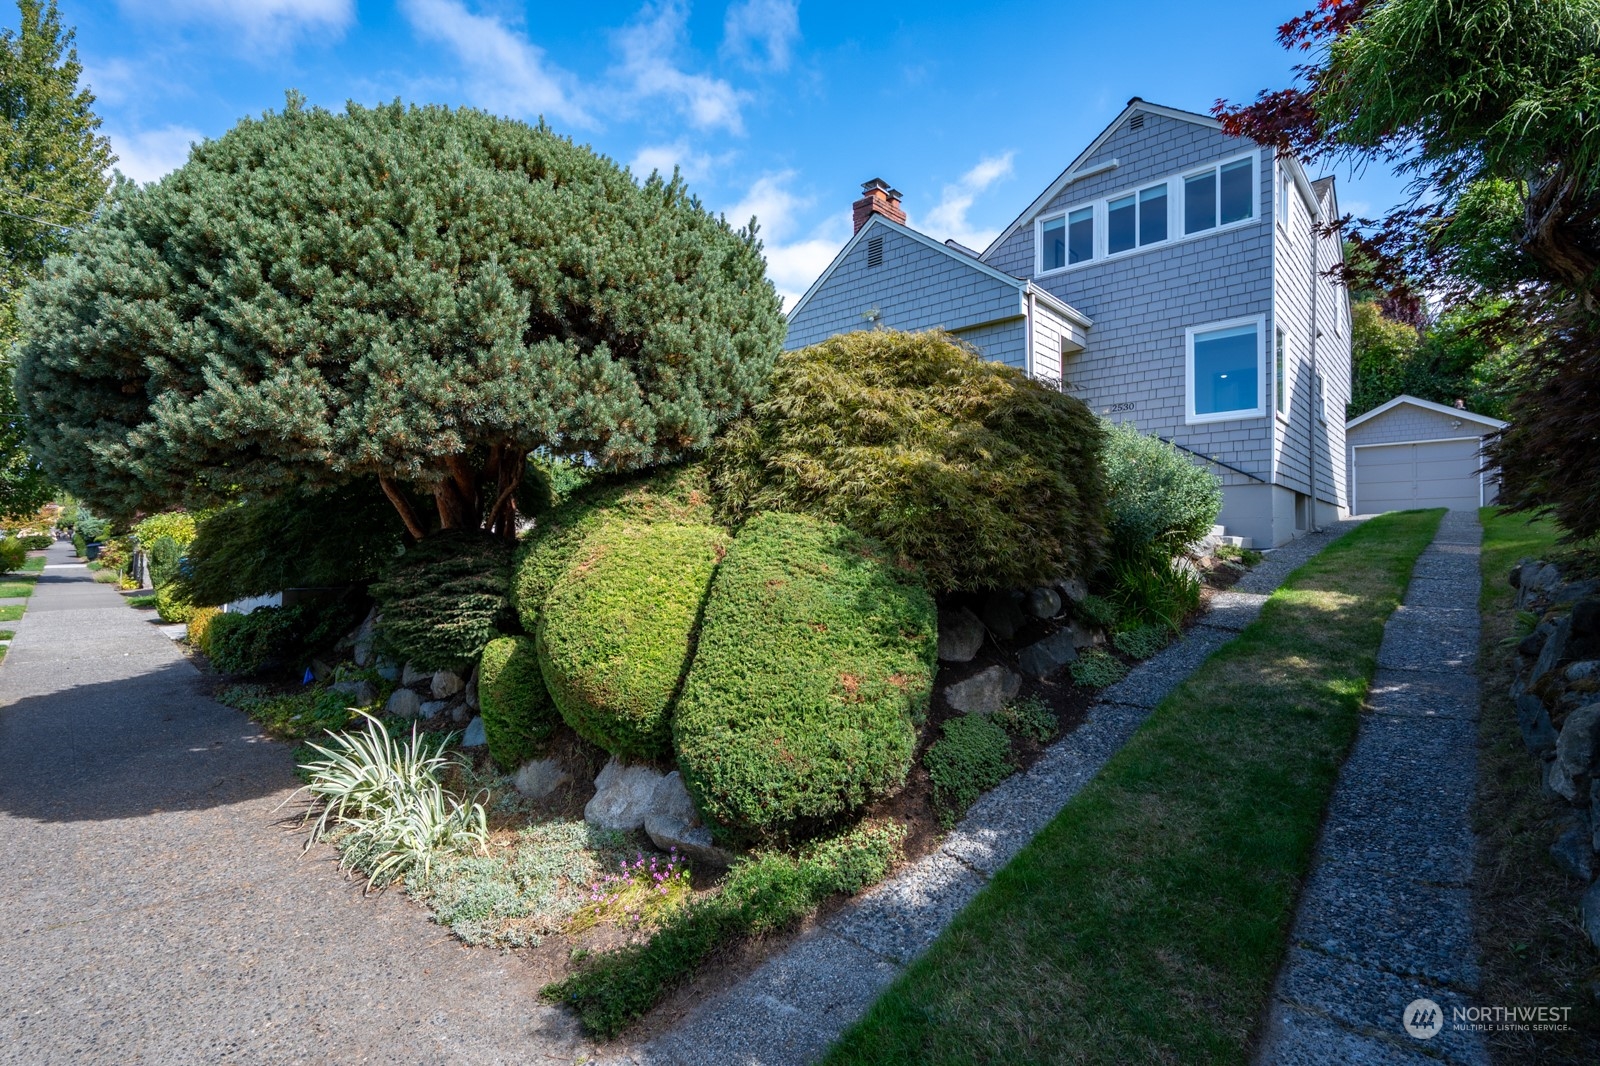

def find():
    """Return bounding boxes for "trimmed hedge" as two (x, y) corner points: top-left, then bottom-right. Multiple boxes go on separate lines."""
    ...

(187, 606), (221, 652)
(711, 329), (1107, 592)
(477, 635), (561, 769)
(537, 518), (728, 760)
(673, 512), (936, 846)
(372, 530), (514, 671)
(155, 582), (196, 624)
(512, 464), (714, 635)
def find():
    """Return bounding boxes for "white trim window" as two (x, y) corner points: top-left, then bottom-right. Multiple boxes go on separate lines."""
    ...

(1315, 371), (1328, 423)
(1274, 326), (1290, 418)
(1186, 315), (1266, 424)
(1035, 150), (1258, 275)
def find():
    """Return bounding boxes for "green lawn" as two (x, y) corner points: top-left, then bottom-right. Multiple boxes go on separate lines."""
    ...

(20, 555), (45, 572)
(0, 605), (24, 624)
(127, 593), (158, 609)
(823, 509), (1444, 1066)
(0, 577), (37, 598)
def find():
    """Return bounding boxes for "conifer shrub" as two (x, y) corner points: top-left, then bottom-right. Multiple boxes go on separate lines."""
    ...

(672, 512), (936, 846)
(538, 518), (729, 760)
(1100, 420), (1223, 560)
(511, 465), (714, 635)
(710, 330), (1107, 593)
(371, 531), (514, 671)
(923, 714), (1015, 826)
(0, 537), (26, 574)
(477, 635), (561, 769)
(186, 606), (221, 652)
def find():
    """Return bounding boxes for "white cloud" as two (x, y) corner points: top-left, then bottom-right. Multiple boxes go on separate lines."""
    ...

(400, 0), (589, 125)
(121, 0), (353, 44)
(614, 2), (748, 134)
(724, 172), (849, 311)
(80, 58), (146, 108)
(722, 0), (799, 72)
(108, 126), (203, 185)
(629, 140), (726, 183)
(912, 152), (1015, 251)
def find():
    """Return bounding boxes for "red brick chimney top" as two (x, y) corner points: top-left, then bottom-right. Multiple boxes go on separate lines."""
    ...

(852, 178), (905, 233)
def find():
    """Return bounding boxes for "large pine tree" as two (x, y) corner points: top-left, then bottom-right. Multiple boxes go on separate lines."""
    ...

(1, 0), (112, 517)
(15, 98), (784, 538)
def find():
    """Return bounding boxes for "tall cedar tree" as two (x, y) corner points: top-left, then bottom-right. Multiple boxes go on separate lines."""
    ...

(1215, 0), (1600, 537)
(14, 99), (784, 538)
(0, 1), (111, 516)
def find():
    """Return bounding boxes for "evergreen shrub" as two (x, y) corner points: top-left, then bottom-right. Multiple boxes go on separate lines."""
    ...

(0, 538), (26, 574)
(711, 329), (1107, 592)
(372, 531), (513, 671)
(186, 606), (221, 652)
(155, 582), (195, 624)
(672, 512), (936, 846)
(923, 714), (1015, 826)
(1101, 420), (1223, 560)
(20, 534), (52, 551)
(477, 635), (561, 769)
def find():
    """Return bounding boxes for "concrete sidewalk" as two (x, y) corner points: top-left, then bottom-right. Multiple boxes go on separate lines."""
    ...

(0, 541), (588, 1065)
(1256, 509), (1489, 1065)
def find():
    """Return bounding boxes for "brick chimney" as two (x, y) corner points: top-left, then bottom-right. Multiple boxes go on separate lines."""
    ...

(852, 178), (905, 233)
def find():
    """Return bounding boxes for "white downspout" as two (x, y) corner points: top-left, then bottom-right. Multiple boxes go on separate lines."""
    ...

(1024, 290), (1036, 379)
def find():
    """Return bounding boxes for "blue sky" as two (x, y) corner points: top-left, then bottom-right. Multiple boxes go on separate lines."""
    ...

(42, 0), (1409, 307)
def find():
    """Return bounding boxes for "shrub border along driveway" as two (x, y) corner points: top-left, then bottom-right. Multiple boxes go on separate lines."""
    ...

(822, 509), (1444, 1065)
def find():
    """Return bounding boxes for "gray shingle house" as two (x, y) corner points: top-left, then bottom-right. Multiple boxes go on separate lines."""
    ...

(786, 98), (1353, 548)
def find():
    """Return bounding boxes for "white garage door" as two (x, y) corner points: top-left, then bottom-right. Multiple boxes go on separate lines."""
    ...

(1355, 438), (1483, 513)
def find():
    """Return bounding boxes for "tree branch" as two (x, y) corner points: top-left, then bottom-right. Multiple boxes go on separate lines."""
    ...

(378, 475), (427, 541)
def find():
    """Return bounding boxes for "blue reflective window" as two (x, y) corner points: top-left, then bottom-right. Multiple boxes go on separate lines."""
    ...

(1139, 184), (1167, 244)
(1221, 159), (1253, 223)
(1041, 216), (1066, 271)
(1193, 323), (1259, 416)
(1068, 207), (1094, 264)
(1185, 171), (1216, 234)
(1107, 195), (1135, 254)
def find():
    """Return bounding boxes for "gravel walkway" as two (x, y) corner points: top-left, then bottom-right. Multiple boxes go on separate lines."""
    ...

(0, 542), (590, 1066)
(605, 519), (1364, 1066)
(1255, 510), (1489, 1065)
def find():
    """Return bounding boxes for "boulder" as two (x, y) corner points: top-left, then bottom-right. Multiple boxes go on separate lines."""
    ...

(1025, 586), (1062, 620)
(1584, 881), (1600, 950)
(1515, 695), (1559, 757)
(945, 665), (1021, 715)
(329, 679), (378, 708)
(461, 715), (487, 748)
(1068, 621), (1102, 649)
(374, 656), (402, 682)
(309, 658), (335, 683)
(1570, 598), (1600, 661)
(451, 703), (470, 724)
(351, 607), (379, 667)
(1509, 561), (1527, 589)
(464, 667), (479, 710)
(644, 771), (735, 868)
(431, 669), (465, 700)
(1529, 615), (1572, 686)
(1017, 630), (1079, 680)
(1557, 703), (1600, 779)
(937, 607), (985, 663)
(1553, 580), (1600, 607)
(1567, 660), (1600, 684)
(513, 757), (570, 800)
(1519, 622), (1554, 659)
(385, 687), (422, 719)
(402, 661), (430, 687)
(584, 757), (668, 832)
(1056, 575), (1088, 604)
(1551, 822), (1595, 882)
(419, 699), (449, 719)
(1547, 757), (1583, 804)
(978, 591), (1026, 641)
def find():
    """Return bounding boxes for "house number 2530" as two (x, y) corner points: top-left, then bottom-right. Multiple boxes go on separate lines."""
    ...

(1108, 402), (1136, 413)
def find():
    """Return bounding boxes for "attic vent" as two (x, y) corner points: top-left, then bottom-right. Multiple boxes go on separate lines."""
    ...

(866, 235), (884, 267)
(1128, 113), (1145, 130)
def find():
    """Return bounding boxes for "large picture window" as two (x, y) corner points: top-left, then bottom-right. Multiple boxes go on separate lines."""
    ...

(1184, 156), (1255, 236)
(1187, 317), (1265, 423)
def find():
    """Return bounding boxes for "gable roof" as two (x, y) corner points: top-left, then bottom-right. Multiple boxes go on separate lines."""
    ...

(981, 98), (1232, 261)
(1345, 393), (1508, 432)
(787, 212), (1091, 328)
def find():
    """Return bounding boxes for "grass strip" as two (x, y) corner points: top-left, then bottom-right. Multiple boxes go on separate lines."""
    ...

(542, 822), (905, 1038)
(0, 576), (37, 598)
(20, 555), (45, 573)
(0, 605), (23, 623)
(823, 509), (1444, 1066)
(1472, 507), (1600, 1063)
(127, 593), (158, 609)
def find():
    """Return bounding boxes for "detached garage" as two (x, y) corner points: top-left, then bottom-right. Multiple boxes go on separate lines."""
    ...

(1346, 395), (1508, 514)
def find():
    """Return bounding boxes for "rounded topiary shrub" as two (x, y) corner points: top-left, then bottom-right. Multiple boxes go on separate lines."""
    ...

(538, 518), (729, 760)
(477, 635), (561, 769)
(372, 530), (515, 671)
(672, 511), (937, 846)
(710, 329), (1107, 593)
(512, 464), (715, 635)
(1100, 419), (1223, 560)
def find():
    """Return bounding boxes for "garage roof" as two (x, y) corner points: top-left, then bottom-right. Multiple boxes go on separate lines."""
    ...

(1345, 393), (1508, 432)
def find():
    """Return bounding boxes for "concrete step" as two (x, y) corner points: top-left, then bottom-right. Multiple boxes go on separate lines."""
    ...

(1218, 534), (1253, 550)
